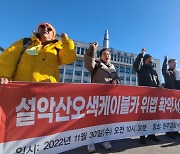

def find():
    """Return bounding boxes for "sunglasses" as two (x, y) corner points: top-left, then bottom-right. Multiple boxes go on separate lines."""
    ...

(39, 25), (52, 32)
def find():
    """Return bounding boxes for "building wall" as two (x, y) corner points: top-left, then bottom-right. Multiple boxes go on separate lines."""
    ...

(59, 40), (161, 85)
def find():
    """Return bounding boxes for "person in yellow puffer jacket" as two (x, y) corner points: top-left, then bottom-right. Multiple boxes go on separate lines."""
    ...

(0, 22), (77, 84)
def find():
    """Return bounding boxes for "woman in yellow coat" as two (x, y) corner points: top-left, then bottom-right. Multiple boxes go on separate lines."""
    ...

(0, 22), (76, 84)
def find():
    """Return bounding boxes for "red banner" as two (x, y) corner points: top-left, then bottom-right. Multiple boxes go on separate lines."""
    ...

(0, 82), (180, 154)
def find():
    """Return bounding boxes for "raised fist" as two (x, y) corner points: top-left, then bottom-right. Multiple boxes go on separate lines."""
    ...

(61, 33), (68, 38)
(90, 42), (98, 49)
(141, 48), (146, 55)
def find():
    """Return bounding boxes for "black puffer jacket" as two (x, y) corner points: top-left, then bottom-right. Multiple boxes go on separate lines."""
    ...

(133, 53), (160, 87)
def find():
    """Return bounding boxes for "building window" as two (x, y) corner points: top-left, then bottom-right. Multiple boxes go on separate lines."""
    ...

(120, 66), (125, 73)
(77, 47), (80, 54)
(131, 77), (136, 82)
(75, 59), (83, 67)
(117, 56), (120, 62)
(120, 56), (123, 62)
(60, 69), (64, 74)
(153, 63), (156, 68)
(132, 58), (135, 63)
(75, 70), (82, 76)
(126, 77), (130, 81)
(120, 76), (124, 80)
(129, 58), (132, 64)
(111, 54), (113, 60)
(97, 51), (100, 58)
(74, 80), (81, 83)
(84, 72), (89, 77)
(126, 57), (129, 63)
(60, 78), (63, 82)
(67, 62), (74, 66)
(114, 64), (119, 72)
(132, 68), (136, 74)
(81, 48), (85, 55)
(64, 79), (72, 82)
(114, 55), (117, 61)
(126, 68), (130, 74)
(65, 69), (73, 75)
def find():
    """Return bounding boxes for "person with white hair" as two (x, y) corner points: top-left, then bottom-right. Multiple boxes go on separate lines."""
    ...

(162, 56), (180, 138)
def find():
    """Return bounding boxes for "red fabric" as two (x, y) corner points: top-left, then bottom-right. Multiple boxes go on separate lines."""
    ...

(0, 82), (180, 143)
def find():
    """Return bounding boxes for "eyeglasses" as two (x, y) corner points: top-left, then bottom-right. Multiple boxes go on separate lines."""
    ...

(102, 53), (110, 56)
(39, 25), (52, 32)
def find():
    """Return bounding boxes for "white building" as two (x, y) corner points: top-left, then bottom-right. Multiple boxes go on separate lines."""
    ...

(59, 30), (161, 85)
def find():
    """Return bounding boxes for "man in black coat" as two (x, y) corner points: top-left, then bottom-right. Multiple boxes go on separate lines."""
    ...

(133, 48), (160, 144)
(162, 56), (180, 138)
(162, 56), (176, 89)
(133, 49), (160, 87)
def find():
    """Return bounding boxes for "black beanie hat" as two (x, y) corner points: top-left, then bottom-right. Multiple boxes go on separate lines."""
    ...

(143, 54), (152, 63)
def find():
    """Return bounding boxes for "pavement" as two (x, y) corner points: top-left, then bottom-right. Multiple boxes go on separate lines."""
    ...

(61, 134), (180, 154)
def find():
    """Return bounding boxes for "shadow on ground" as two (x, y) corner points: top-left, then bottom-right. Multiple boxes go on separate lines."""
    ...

(61, 134), (180, 154)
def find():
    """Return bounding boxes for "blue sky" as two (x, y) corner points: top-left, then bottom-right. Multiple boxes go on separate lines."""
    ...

(1, 0), (180, 81)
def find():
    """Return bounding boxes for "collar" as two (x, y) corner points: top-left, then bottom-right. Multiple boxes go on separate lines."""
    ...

(30, 33), (58, 46)
(168, 68), (175, 72)
(143, 64), (153, 69)
(100, 59), (111, 67)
